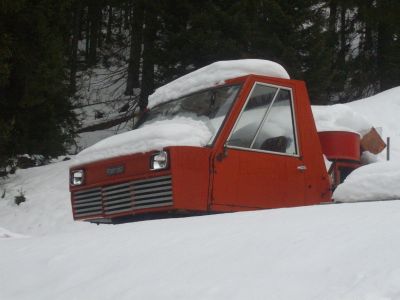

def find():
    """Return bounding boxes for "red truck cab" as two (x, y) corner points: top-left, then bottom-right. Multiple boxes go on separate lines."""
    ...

(70, 62), (332, 221)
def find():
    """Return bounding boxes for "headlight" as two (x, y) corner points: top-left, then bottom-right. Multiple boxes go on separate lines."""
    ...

(70, 169), (85, 186)
(150, 151), (168, 170)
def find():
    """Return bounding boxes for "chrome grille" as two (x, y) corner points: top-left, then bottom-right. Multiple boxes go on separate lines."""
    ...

(72, 175), (173, 218)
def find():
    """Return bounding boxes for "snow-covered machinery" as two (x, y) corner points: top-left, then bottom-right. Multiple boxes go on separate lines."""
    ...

(319, 128), (386, 188)
(69, 60), (384, 222)
(319, 131), (362, 188)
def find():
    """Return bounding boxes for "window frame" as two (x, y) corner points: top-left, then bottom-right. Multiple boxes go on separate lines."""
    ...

(225, 82), (300, 157)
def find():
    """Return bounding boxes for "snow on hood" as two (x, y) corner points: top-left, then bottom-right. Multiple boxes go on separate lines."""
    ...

(148, 59), (290, 108)
(334, 161), (400, 202)
(312, 104), (372, 136)
(73, 117), (212, 166)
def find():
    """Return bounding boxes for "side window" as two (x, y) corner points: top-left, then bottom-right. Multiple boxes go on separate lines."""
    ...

(226, 85), (278, 148)
(227, 83), (298, 155)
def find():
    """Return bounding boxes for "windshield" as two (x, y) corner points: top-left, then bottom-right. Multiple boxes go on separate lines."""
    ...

(137, 84), (241, 145)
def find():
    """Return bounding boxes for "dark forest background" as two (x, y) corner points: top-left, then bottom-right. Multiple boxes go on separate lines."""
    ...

(1, 0), (400, 167)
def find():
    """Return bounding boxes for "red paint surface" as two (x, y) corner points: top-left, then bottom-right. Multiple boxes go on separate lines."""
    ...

(319, 131), (361, 162)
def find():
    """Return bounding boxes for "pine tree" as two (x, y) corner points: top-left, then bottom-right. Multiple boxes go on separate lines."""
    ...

(0, 0), (77, 166)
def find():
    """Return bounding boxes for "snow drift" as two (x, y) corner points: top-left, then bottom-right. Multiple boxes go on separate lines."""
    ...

(312, 104), (372, 136)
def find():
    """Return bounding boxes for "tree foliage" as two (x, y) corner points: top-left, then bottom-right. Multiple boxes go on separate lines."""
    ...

(0, 0), (76, 167)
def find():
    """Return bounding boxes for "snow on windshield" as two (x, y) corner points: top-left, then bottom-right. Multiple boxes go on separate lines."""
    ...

(140, 84), (240, 143)
(148, 59), (290, 108)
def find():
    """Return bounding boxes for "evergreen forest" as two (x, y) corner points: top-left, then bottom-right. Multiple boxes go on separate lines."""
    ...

(1, 0), (400, 167)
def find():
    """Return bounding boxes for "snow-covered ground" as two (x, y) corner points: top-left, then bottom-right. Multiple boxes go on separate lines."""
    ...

(2, 202), (400, 300)
(0, 159), (92, 236)
(1, 60), (400, 299)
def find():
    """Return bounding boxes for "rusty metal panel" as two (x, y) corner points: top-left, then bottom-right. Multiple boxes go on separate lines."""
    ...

(361, 127), (386, 154)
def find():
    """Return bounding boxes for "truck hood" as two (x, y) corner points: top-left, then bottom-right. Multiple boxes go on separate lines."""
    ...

(73, 117), (212, 166)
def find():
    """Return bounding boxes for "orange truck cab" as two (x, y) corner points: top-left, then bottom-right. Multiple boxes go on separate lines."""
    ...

(69, 60), (333, 222)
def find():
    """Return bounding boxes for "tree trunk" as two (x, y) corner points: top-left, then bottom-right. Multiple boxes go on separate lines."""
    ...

(106, 5), (113, 44)
(87, 1), (102, 67)
(338, 3), (346, 68)
(328, 0), (337, 38)
(85, 6), (90, 63)
(376, 0), (397, 91)
(139, 4), (157, 110)
(125, 0), (144, 95)
(69, 1), (82, 94)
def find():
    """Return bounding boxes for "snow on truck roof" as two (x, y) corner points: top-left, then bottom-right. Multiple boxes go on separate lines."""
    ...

(148, 59), (290, 108)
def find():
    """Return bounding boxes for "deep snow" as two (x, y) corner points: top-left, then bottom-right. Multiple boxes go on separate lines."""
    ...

(2, 202), (400, 300)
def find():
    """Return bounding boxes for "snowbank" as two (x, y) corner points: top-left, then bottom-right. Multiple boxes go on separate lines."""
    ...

(0, 159), (93, 236)
(334, 161), (400, 202)
(2, 202), (400, 300)
(73, 117), (212, 166)
(347, 86), (400, 161)
(312, 104), (372, 136)
(148, 59), (290, 107)
(347, 86), (400, 138)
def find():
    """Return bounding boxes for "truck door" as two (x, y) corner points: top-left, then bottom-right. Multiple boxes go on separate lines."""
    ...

(212, 82), (306, 209)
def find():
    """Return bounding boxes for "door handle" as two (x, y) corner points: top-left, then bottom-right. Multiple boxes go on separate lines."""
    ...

(297, 165), (307, 172)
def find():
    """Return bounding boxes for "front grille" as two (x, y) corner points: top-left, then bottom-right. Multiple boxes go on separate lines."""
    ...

(72, 175), (173, 218)
(72, 187), (103, 218)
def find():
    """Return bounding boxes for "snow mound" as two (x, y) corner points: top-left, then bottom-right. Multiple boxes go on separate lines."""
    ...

(312, 104), (372, 136)
(0, 159), (93, 236)
(73, 117), (212, 166)
(334, 161), (400, 202)
(347, 86), (400, 161)
(347, 86), (400, 138)
(148, 59), (290, 107)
